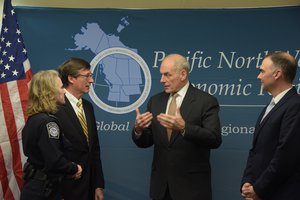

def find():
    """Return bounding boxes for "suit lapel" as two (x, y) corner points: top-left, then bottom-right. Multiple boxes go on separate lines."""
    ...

(179, 84), (195, 121)
(169, 85), (195, 145)
(64, 98), (89, 147)
(253, 88), (297, 145)
(82, 99), (92, 149)
(260, 88), (296, 126)
(158, 93), (170, 146)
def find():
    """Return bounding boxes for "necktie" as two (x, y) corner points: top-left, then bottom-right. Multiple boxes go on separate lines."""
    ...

(167, 93), (178, 141)
(77, 99), (89, 142)
(261, 99), (275, 122)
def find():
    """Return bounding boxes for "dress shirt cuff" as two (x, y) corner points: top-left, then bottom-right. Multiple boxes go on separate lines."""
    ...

(180, 129), (186, 136)
(134, 129), (142, 139)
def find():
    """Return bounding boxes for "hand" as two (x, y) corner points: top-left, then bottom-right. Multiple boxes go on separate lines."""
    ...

(134, 108), (153, 134)
(241, 183), (261, 200)
(241, 182), (252, 198)
(72, 164), (82, 180)
(95, 188), (104, 200)
(157, 107), (185, 131)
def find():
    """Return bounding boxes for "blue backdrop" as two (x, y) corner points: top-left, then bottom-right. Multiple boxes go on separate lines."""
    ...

(16, 6), (300, 200)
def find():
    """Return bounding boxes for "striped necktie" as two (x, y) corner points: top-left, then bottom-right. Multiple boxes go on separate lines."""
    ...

(166, 93), (178, 141)
(77, 99), (89, 142)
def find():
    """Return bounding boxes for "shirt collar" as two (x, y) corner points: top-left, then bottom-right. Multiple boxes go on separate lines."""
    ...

(174, 81), (189, 98)
(65, 89), (80, 105)
(273, 87), (292, 104)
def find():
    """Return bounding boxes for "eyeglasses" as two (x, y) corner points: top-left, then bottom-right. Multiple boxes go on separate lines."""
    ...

(75, 73), (94, 79)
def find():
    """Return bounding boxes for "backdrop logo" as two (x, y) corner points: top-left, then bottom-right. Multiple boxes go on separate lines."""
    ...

(90, 47), (151, 114)
(67, 19), (152, 114)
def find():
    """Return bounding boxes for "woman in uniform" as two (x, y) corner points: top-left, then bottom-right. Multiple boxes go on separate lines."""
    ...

(21, 70), (82, 200)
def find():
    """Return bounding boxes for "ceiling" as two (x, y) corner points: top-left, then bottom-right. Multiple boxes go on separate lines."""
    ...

(0, 0), (299, 26)
(1, 0), (300, 9)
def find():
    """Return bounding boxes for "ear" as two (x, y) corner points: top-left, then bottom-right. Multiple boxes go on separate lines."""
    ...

(274, 69), (282, 80)
(180, 69), (187, 81)
(68, 75), (76, 84)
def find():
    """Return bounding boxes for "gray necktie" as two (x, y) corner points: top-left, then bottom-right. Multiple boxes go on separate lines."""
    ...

(261, 99), (275, 122)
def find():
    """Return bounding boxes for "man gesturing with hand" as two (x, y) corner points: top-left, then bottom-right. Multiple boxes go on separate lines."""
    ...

(132, 54), (222, 200)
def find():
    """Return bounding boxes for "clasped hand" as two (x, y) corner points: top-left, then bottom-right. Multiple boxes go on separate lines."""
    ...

(72, 164), (82, 180)
(241, 182), (261, 200)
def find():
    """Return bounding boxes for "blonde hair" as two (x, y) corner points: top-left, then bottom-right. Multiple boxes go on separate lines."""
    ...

(26, 70), (60, 116)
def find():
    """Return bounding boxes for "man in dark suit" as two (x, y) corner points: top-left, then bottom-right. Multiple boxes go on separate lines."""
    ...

(132, 54), (222, 200)
(241, 52), (300, 200)
(55, 58), (104, 200)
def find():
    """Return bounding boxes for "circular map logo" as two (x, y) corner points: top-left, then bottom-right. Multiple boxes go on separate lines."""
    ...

(90, 47), (151, 114)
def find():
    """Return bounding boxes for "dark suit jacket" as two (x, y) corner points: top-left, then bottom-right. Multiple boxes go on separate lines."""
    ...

(55, 97), (104, 200)
(241, 87), (300, 200)
(132, 84), (222, 200)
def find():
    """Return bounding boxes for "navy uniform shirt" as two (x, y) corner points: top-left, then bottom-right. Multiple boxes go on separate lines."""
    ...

(22, 113), (77, 175)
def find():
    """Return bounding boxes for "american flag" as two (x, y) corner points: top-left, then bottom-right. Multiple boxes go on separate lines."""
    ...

(0, 0), (32, 199)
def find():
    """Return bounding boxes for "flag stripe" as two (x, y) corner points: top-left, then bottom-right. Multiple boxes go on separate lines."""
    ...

(0, 0), (32, 198)
(20, 60), (32, 121)
(12, 79), (26, 136)
(9, 81), (24, 190)
(2, 140), (20, 200)
(0, 146), (14, 200)
(2, 81), (23, 189)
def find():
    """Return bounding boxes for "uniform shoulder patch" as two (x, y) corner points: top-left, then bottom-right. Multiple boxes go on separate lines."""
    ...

(46, 122), (60, 139)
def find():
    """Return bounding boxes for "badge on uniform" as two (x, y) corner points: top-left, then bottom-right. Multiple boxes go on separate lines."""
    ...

(47, 122), (60, 139)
